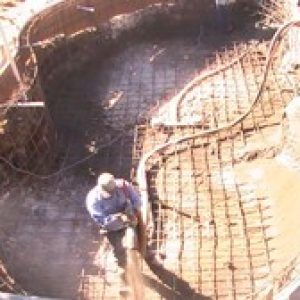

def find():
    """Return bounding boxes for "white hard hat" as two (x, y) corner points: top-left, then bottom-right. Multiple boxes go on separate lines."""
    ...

(97, 173), (116, 197)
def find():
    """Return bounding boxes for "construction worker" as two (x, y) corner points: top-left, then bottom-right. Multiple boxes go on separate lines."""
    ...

(215, 0), (236, 33)
(86, 172), (141, 265)
(86, 172), (158, 292)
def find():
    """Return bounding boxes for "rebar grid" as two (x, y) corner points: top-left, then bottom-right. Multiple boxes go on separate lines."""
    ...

(131, 39), (296, 299)
(1, 1), (297, 299)
(150, 40), (294, 129)
(0, 259), (26, 295)
(259, 0), (288, 28)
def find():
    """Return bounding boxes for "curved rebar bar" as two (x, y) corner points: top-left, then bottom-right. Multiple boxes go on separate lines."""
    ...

(170, 44), (256, 124)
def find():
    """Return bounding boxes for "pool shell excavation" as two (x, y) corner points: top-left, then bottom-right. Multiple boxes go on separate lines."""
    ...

(1, 0), (300, 299)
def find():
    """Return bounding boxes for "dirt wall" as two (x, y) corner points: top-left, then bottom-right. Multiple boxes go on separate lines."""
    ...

(1, 0), (257, 101)
(34, 0), (217, 91)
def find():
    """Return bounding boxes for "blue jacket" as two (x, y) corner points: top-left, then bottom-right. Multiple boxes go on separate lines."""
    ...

(86, 179), (141, 231)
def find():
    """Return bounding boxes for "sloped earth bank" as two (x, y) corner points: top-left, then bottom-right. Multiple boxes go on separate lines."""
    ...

(236, 158), (300, 275)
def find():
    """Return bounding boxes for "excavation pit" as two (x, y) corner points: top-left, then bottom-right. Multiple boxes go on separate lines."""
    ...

(1, 1), (300, 300)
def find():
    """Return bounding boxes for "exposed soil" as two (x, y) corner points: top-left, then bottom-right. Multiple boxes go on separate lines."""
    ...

(241, 158), (300, 274)
(0, 1), (24, 11)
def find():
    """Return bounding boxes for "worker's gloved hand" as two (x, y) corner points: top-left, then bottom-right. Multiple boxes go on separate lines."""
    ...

(124, 206), (138, 227)
(115, 212), (130, 223)
(128, 214), (138, 227)
(114, 212), (138, 227)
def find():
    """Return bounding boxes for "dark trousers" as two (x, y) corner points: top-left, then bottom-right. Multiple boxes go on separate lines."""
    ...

(107, 228), (127, 268)
(106, 226), (137, 268)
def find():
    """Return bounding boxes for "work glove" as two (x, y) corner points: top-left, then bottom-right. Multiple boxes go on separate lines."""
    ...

(128, 214), (138, 227)
(119, 212), (138, 227)
(124, 206), (138, 227)
(118, 213), (130, 223)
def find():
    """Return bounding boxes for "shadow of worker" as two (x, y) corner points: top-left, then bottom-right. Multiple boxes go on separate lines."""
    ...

(144, 258), (212, 300)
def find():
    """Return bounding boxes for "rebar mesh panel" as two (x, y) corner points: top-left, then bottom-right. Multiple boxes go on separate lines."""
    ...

(129, 40), (296, 300)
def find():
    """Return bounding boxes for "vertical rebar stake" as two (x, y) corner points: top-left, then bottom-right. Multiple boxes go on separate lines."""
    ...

(0, 23), (28, 101)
